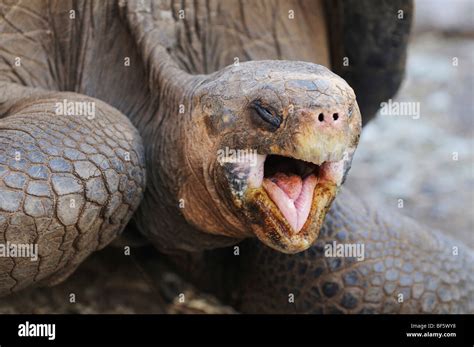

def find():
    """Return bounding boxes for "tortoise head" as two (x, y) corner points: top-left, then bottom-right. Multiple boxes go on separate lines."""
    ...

(180, 60), (361, 253)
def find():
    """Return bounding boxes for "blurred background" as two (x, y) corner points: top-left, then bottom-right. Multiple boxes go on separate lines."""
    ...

(0, 0), (472, 313)
(347, 0), (474, 248)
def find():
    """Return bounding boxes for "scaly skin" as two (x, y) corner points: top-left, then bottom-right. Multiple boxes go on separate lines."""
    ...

(236, 189), (474, 313)
(0, 92), (145, 295)
(121, 0), (353, 253)
(2, 0), (469, 315)
(0, 0), (344, 291)
(170, 189), (474, 313)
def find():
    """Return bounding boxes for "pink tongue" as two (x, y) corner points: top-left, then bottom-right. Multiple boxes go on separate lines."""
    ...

(263, 173), (318, 232)
(271, 173), (303, 200)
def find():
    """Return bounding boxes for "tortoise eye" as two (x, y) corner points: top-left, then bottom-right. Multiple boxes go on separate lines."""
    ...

(251, 101), (281, 129)
(348, 105), (353, 118)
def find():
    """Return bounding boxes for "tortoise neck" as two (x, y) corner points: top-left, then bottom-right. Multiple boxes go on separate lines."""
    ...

(144, 46), (206, 103)
(119, 1), (203, 97)
(121, 0), (207, 124)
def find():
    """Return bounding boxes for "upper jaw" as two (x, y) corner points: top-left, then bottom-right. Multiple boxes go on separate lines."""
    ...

(218, 145), (356, 254)
(246, 149), (355, 190)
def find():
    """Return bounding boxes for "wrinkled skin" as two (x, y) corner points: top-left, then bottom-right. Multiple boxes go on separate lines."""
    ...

(170, 189), (474, 313)
(179, 61), (361, 253)
(236, 190), (474, 314)
(0, 0), (472, 313)
(0, 0), (356, 291)
(120, 0), (361, 253)
(0, 94), (146, 292)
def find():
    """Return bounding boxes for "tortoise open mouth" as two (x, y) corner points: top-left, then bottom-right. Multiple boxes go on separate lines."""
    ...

(243, 152), (349, 253)
(263, 155), (321, 233)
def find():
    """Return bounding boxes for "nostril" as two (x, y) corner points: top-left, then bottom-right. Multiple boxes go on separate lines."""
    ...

(318, 113), (324, 122)
(332, 113), (339, 121)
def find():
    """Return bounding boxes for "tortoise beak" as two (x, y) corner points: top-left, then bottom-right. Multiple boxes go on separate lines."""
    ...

(241, 151), (353, 253)
(218, 147), (355, 254)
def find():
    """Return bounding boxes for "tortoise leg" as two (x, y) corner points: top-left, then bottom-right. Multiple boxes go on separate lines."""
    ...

(0, 84), (146, 296)
(234, 189), (474, 313)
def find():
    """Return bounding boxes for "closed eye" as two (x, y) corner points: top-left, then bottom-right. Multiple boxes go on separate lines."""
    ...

(348, 105), (353, 118)
(251, 101), (281, 129)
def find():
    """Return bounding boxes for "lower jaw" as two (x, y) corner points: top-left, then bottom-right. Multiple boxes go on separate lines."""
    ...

(243, 180), (338, 253)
